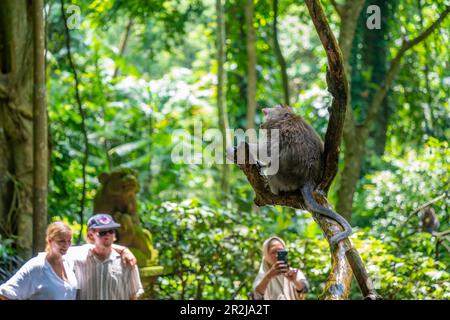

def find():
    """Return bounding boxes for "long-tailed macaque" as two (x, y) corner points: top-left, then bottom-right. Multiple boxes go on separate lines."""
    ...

(420, 206), (440, 234)
(231, 105), (352, 245)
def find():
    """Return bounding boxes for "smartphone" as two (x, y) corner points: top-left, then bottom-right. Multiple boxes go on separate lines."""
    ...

(277, 249), (288, 265)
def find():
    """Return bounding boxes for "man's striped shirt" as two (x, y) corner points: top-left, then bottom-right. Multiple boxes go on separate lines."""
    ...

(67, 245), (144, 300)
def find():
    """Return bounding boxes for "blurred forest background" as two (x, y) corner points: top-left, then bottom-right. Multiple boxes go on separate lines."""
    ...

(0, 0), (449, 299)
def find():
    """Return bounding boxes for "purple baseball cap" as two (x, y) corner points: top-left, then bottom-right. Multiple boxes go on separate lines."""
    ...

(87, 214), (121, 230)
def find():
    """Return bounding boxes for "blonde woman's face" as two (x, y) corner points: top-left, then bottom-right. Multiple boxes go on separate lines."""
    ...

(49, 235), (72, 256)
(266, 240), (285, 265)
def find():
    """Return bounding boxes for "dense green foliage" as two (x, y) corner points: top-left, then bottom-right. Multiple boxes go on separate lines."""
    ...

(1, 0), (448, 299)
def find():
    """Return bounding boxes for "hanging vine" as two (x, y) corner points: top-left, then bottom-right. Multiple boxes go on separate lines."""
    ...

(60, 0), (89, 244)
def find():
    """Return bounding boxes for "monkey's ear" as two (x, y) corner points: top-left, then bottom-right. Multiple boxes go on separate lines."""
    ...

(98, 172), (110, 184)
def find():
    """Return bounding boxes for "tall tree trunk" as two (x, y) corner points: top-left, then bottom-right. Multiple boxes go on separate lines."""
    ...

(0, 0), (34, 258)
(350, 0), (390, 161)
(245, 0), (257, 130)
(33, 0), (48, 254)
(273, 0), (289, 106)
(334, 0), (366, 222)
(365, 0), (389, 157)
(336, 134), (364, 221)
(216, 0), (230, 197)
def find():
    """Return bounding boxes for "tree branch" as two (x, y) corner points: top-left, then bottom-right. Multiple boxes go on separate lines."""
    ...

(113, 18), (133, 79)
(434, 230), (450, 238)
(399, 193), (447, 229)
(360, 6), (450, 135)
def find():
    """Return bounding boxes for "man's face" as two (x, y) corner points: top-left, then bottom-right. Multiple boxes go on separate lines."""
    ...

(92, 228), (116, 248)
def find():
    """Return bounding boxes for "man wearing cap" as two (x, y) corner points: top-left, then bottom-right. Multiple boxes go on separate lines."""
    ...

(67, 213), (144, 300)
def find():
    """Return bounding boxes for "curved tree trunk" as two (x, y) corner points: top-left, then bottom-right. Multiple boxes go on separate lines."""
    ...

(0, 0), (34, 258)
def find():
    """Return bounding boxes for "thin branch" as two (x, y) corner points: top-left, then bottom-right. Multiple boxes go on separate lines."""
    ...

(113, 18), (133, 79)
(231, 280), (246, 300)
(60, 0), (89, 245)
(434, 229), (450, 238)
(360, 6), (450, 134)
(400, 193), (447, 228)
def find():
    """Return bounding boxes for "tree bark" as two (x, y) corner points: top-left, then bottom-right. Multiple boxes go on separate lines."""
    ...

(245, 0), (257, 130)
(0, 0), (34, 258)
(33, 0), (48, 254)
(272, 0), (289, 106)
(216, 0), (230, 197)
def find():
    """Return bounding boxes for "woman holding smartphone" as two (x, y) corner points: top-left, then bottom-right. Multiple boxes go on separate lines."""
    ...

(251, 236), (309, 300)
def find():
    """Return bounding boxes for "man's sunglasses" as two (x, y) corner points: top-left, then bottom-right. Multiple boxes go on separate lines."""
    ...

(96, 229), (115, 237)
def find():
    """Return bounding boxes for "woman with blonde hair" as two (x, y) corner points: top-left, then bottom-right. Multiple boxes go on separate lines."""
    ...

(0, 221), (78, 300)
(251, 236), (309, 300)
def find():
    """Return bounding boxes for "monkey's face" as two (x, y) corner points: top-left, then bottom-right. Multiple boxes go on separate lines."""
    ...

(105, 172), (140, 196)
(262, 105), (292, 123)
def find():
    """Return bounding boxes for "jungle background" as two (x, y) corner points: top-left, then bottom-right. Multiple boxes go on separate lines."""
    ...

(0, 0), (449, 299)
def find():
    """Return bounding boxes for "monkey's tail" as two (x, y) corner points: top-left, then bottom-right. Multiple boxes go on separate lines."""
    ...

(301, 184), (352, 245)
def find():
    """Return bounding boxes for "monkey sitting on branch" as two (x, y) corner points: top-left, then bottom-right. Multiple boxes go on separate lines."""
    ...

(420, 206), (440, 235)
(229, 105), (352, 246)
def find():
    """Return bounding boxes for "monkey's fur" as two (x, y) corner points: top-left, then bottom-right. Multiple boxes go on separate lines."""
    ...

(420, 206), (440, 234)
(260, 105), (352, 245)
